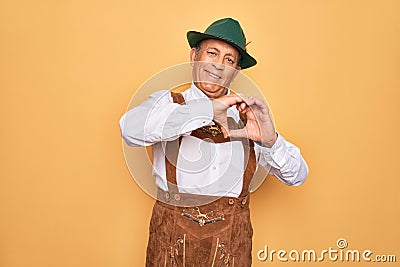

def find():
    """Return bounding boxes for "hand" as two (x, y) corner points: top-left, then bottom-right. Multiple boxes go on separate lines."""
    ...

(230, 96), (278, 147)
(212, 94), (245, 138)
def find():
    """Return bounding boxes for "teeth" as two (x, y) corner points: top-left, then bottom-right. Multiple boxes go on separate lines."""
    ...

(207, 71), (221, 79)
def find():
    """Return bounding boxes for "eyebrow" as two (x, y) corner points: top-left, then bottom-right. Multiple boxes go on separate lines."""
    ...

(208, 47), (236, 58)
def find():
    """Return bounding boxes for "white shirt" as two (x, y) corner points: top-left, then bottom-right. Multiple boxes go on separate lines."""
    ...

(119, 83), (308, 197)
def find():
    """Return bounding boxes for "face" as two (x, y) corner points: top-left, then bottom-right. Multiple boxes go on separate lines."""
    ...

(190, 39), (241, 99)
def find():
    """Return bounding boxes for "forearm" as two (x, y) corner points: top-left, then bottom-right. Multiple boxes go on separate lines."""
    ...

(256, 134), (308, 186)
(119, 91), (214, 146)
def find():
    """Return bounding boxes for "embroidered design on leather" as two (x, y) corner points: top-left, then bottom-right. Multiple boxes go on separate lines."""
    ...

(218, 241), (232, 266)
(167, 234), (186, 267)
(200, 125), (223, 137)
(211, 238), (234, 267)
(181, 207), (225, 227)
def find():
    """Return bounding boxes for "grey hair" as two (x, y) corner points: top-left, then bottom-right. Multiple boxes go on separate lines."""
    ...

(194, 40), (203, 54)
(195, 46), (201, 54)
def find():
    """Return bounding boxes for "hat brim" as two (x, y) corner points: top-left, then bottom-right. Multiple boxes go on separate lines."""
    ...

(187, 31), (257, 69)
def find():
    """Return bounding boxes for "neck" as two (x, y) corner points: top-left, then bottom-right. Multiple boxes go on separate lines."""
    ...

(193, 82), (228, 99)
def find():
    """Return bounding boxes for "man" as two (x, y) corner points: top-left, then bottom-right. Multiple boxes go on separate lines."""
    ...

(120, 18), (308, 266)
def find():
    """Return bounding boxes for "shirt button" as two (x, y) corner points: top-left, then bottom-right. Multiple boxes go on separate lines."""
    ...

(174, 194), (181, 201)
(212, 165), (216, 170)
(241, 198), (247, 205)
(228, 199), (235, 205)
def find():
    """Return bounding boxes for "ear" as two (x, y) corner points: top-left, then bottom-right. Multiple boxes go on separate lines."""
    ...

(190, 47), (198, 63)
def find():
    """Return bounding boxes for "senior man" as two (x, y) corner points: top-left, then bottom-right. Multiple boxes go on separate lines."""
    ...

(119, 18), (308, 266)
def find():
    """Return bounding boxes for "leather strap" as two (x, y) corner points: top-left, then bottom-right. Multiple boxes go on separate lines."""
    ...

(171, 91), (186, 104)
(165, 137), (182, 189)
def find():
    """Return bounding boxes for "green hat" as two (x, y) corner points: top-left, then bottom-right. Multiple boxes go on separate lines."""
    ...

(187, 18), (257, 69)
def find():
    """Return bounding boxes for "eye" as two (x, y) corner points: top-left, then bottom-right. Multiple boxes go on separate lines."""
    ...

(226, 58), (235, 64)
(207, 51), (216, 56)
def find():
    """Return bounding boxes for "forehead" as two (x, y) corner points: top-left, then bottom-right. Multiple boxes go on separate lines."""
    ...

(200, 39), (240, 58)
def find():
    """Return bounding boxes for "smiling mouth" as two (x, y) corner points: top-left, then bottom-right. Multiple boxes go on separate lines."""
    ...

(204, 70), (222, 79)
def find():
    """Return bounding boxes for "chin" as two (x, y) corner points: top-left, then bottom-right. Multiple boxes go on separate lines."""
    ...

(197, 83), (226, 98)
(200, 81), (221, 90)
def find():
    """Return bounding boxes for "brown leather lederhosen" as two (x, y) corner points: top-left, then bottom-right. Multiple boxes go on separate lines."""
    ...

(146, 92), (257, 267)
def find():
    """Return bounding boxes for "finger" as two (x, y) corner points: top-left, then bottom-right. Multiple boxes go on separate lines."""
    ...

(256, 99), (270, 115)
(244, 107), (257, 120)
(228, 128), (248, 139)
(236, 104), (242, 112)
(232, 93), (251, 106)
(213, 95), (238, 107)
(240, 102), (247, 110)
(220, 123), (229, 138)
(250, 97), (265, 108)
(234, 92), (247, 100)
(226, 94), (246, 105)
(244, 96), (256, 106)
(236, 102), (248, 112)
(240, 106), (251, 114)
(248, 96), (269, 114)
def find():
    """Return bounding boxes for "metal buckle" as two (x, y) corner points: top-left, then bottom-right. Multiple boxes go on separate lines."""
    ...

(181, 207), (225, 227)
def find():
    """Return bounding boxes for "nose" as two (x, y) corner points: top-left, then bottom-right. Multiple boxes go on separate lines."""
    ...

(212, 60), (225, 71)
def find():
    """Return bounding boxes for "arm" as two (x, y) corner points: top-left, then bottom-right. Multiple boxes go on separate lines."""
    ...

(119, 90), (213, 146)
(255, 134), (308, 186)
(220, 94), (308, 185)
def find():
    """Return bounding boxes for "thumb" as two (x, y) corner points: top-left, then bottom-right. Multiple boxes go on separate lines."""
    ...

(220, 123), (229, 139)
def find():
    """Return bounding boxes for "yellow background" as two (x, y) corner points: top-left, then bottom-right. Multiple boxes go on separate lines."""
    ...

(1, 0), (399, 266)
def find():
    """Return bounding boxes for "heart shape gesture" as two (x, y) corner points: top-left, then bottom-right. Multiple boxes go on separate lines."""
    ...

(212, 94), (278, 147)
